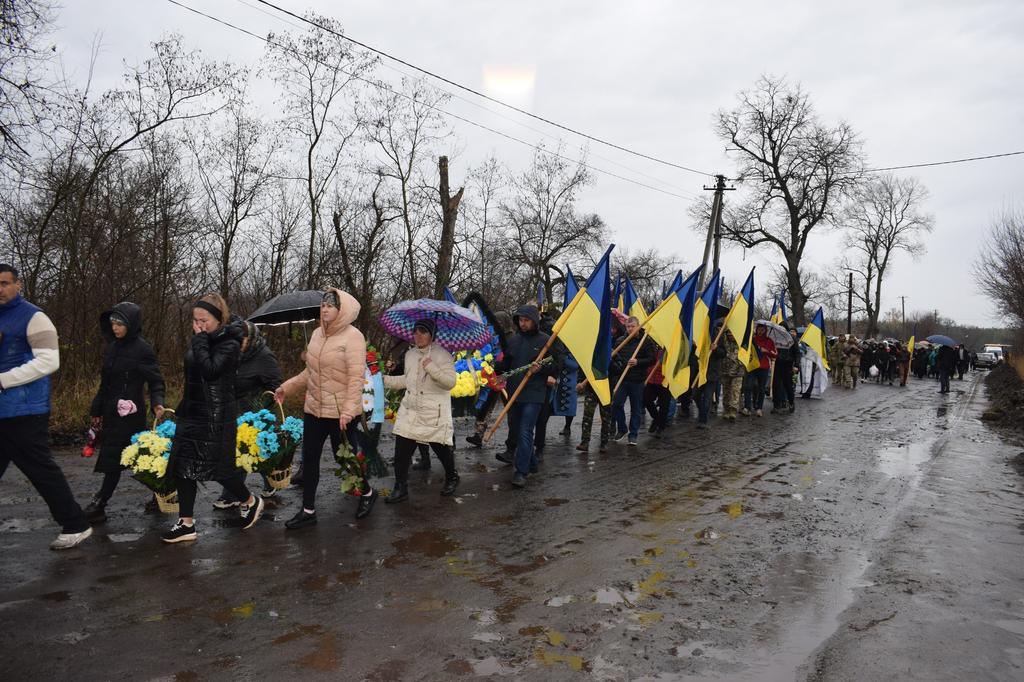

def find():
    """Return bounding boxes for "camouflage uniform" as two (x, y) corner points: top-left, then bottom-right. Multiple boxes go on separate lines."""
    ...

(579, 385), (613, 449)
(843, 338), (862, 388)
(719, 332), (744, 418)
(828, 338), (843, 384)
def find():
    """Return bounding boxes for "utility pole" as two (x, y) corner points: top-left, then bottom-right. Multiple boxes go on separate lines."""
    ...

(700, 174), (734, 289)
(899, 296), (907, 338)
(847, 271), (853, 336)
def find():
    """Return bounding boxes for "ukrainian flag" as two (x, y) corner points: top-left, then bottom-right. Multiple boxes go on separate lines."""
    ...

(724, 268), (756, 366)
(644, 266), (701, 354)
(563, 264), (579, 308)
(622, 276), (648, 322)
(693, 270), (723, 387)
(552, 246), (615, 405)
(652, 268), (702, 398)
(907, 324), (916, 356)
(800, 307), (830, 371)
(613, 273), (623, 312)
(770, 292), (787, 325)
(443, 286), (458, 304)
(744, 341), (761, 372)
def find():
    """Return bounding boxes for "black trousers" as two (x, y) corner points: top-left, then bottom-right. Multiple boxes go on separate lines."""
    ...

(0, 413), (88, 533)
(643, 384), (670, 431)
(302, 413), (367, 510)
(394, 435), (455, 485)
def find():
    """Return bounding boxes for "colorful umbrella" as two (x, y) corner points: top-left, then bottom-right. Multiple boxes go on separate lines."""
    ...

(379, 299), (492, 352)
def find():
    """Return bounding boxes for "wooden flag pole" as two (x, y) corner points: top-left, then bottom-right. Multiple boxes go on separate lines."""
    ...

(610, 330), (649, 398)
(483, 288), (588, 443)
(611, 292), (678, 357)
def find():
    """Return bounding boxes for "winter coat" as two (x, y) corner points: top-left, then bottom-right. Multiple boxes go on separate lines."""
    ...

(497, 305), (560, 404)
(937, 345), (958, 372)
(720, 332), (745, 378)
(383, 343), (457, 445)
(705, 339), (728, 383)
(611, 332), (655, 383)
(281, 288), (366, 421)
(168, 320), (244, 482)
(89, 302), (166, 474)
(235, 321), (283, 414)
(752, 334), (777, 370)
(844, 341), (863, 367)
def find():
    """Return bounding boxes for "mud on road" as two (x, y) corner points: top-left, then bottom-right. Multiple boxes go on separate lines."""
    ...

(1, 372), (1022, 680)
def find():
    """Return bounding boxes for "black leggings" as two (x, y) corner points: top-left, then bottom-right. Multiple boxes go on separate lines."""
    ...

(394, 435), (455, 485)
(97, 470), (122, 504)
(302, 413), (368, 510)
(177, 477), (250, 518)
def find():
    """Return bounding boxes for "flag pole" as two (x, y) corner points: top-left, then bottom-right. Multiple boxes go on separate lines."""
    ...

(611, 293), (678, 356)
(610, 330), (649, 398)
(483, 288), (587, 443)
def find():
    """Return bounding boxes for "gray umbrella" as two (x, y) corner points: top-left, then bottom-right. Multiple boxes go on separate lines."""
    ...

(247, 290), (323, 325)
(754, 319), (794, 349)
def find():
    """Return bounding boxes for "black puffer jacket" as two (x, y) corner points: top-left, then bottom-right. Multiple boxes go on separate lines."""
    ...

(235, 320), (283, 414)
(611, 331), (655, 383)
(169, 320), (244, 481)
(90, 302), (166, 474)
(497, 305), (561, 404)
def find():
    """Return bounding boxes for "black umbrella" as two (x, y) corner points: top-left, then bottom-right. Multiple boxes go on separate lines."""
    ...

(247, 290), (323, 325)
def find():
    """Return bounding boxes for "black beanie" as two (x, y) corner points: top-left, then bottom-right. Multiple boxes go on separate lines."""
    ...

(414, 318), (437, 339)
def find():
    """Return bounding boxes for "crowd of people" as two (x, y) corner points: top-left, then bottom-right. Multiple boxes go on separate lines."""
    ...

(0, 265), (978, 551)
(826, 335), (975, 394)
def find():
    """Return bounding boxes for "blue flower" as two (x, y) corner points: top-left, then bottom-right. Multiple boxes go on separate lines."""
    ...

(281, 416), (303, 440)
(454, 359), (469, 372)
(481, 344), (492, 355)
(155, 421), (176, 438)
(471, 358), (482, 371)
(257, 430), (280, 456)
(130, 432), (141, 444)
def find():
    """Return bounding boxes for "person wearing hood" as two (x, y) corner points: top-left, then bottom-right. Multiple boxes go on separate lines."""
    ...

(162, 293), (264, 543)
(383, 318), (460, 503)
(84, 302), (166, 524)
(213, 320), (283, 508)
(275, 289), (376, 529)
(611, 316), (655, 445)
(495, 304), (561, 488)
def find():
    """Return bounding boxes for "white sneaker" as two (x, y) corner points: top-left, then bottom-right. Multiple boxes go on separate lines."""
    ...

(50, 526), (93, 550)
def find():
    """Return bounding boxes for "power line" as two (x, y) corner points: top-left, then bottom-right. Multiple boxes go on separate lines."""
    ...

(251, 0), (715, 177)
(863, 150), (1024, 173)
(233, 0), (697, 195)
(166, 0), (697, 200)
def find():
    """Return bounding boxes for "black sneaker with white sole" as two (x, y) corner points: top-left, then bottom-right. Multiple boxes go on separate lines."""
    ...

(162, 521), (197, 543)
(239, 496), (265, 529)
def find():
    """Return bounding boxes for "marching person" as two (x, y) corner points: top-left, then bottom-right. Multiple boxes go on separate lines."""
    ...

(771, 327), (800, 414)
(698, 322), (727, 428)
(163, 294), (264, 543)
(843, 336), (862, 389)
(0, 264), (92, 550)
(643, 348), (670, 436)
(718, 328), (744, 420)
(748, 323), (777, 417)
(276, 289), (376, 530)
(611, 316), (654, 445)
(383, 319), (460, 503)
(213, 320), (283, 508)
(84, 302), (166, 524)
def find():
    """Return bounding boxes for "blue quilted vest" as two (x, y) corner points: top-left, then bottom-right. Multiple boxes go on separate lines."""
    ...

(0, 295), (52, 418)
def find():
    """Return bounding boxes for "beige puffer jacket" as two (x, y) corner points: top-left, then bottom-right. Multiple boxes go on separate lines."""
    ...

(281, 288), (366, 421)
(383, 343), (457, 445)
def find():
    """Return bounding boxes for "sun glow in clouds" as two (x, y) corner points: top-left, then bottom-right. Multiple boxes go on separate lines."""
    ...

(482, 66), (537, 109)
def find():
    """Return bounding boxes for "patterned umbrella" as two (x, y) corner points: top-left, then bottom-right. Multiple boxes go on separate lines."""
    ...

(379, 299), (492, 352)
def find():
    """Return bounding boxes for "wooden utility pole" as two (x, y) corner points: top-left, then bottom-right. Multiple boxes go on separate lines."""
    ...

(847, 271), (853, 335)
(434, 156), (464, 299)
(899, 296), (907, 338)
(700, 174), (734, 289)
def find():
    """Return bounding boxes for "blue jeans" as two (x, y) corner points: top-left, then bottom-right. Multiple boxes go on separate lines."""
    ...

(511, 402), (543, 475)
(612, 381), (645, 439)
(697, 383), (713, 424)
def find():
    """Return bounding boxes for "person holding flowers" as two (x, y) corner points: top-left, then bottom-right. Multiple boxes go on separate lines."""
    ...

(162, 293), (264, 543)
(84, 302), (165, 524)
(383, 318), (460, 504)
(275, 289), (377, 530)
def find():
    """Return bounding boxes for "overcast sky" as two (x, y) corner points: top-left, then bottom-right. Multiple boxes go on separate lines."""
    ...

(53, 0), (1024, 327)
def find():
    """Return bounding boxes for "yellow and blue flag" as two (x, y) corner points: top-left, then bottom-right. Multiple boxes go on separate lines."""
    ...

(694, 269), (723, 387)
(644, 266), (701, 353)
(799, 307), (829, 371)
(612, 273), (623, 312)
(907, 323), (916, 356)
(724, 268), (756, 366)
(443, 286), (458, 304)
(563, 265), (579, 309)
(622, 276), (647, 322)
(770, 292), (787, 325)
(552, 246), (615, 405)
(640, 267), (702, 398)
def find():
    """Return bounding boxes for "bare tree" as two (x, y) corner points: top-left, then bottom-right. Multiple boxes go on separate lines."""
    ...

(974, 206), (1024, 327)
(265, 13), (374, 289)
(502, 144), (607, 303)
(838, 173), (933, 337)
(712, 75), (864, 326)
(434, 155), (464, 298)
(616, 247), (681, 308)
(459, 155), (506, 300)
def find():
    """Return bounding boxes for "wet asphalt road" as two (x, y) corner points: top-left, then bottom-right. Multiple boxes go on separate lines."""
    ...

(1, 372), (1023, 681)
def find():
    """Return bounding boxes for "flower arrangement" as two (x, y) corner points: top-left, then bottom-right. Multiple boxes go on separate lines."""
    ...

(121, 419), (176, 493)
(451, 347), (498, 398)
(333, 436), (367, 496)
(235, 407), (303, 474)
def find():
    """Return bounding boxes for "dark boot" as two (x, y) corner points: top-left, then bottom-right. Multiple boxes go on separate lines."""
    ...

(411, 455), (431, 471)
(386, 483), (409, 504)
(465, 433), (483, 448)
(440, 473), (460, 497)
(355, 487), (377, 519)
(84, 498), (107, 525)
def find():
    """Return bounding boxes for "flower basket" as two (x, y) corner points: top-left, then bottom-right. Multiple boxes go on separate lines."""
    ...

(236, 397), (303, 475)
(122, 409), (177, 496)
(154, 490), (179, 514)
(265, 467), (292, 490)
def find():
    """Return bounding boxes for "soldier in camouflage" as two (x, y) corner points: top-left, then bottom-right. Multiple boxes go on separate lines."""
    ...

(717, 329), (744, 420)
(576, 380), (612, 452)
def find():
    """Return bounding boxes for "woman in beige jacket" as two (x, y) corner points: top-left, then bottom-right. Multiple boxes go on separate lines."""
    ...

(275, 289), (375, 529)
(383, 318), (460, 503)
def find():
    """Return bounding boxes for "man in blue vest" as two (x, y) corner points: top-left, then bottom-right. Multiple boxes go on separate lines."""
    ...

(0, 264), (91, 549)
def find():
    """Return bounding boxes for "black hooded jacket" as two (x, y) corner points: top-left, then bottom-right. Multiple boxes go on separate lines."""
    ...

(169, 318), (245, 481)
(90, 302), (166, 473)
(497, 305), (562, 404)
(235, 320), (283, 413)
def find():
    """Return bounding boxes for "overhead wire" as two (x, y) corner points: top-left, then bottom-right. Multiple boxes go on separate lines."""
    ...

(233, 0), (700, 196)
(166, 0), (698, 200)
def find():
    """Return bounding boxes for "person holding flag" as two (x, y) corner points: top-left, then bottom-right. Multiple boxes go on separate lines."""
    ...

(610, 316), (655, 445)
(749, 323), (778, 416)
(718, 327), (745, 420)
